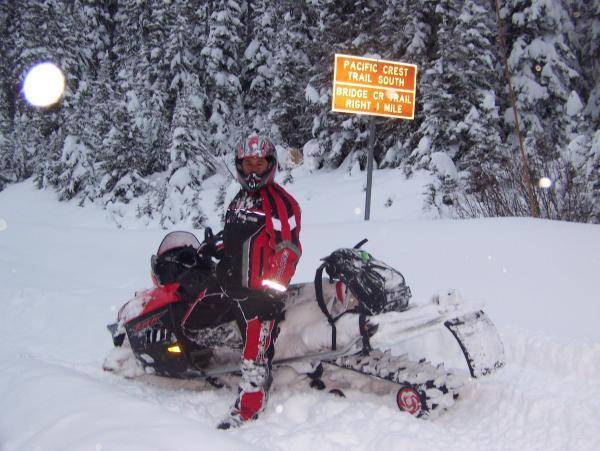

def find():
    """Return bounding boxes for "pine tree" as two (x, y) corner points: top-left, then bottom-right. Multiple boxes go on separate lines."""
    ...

(160, 0), (212, 227)
(162, 78), (210, 227)
(201, 0), (244, 156)
(0, 1), (15, 190)
(590, 130), (600, 222)
(50, 1), (112, 201)
(304, 0), (384, 172)
(112, 0), (148, 154)
(409, 0), (462, 167)
(571, 0), (599, 127)
(94, 0), (152, 205)
(270, 0), (314, 150)
(29, 1), (97, 191)
(97, 98), (146, 205)
(451, 0), (509, 196)
(571, 0), (600, 223)
(135, 0), (173, 174)
(9, 0), (66, 186)
(503, 0), (592, 220)
(380, 0), (437, 168)
(241, 0), (277, 133)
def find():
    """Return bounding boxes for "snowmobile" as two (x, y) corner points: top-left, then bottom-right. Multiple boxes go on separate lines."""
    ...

(105, 230), (505, 418)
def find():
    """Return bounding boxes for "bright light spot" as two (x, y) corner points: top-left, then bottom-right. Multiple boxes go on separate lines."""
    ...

(535, 64), (542, 73)
(386, 89), (399, 101)
(487, 255), (493, 261)
(167, 345), (182, 353)
(538, 177), (552, 189)
(22, 62), (66, 107)
(354, 207), (362, 215)
(275, 404), (284, 413)
(502, 267), (508, 273)
(262, 279), (287, 292)
(0, 218), (7, 231)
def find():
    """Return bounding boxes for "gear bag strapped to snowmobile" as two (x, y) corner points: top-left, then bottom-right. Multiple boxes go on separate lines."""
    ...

(314, 240), (412, 350)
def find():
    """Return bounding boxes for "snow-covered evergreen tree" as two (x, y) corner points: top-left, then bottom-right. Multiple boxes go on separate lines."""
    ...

(49, 1), (112, 201)
(0, 1), (15, 190)
(571, 0), (599, 127)
(159, 0), (212, 227)
(304, 0), (383, 172)
(503, 0), (593, 220)
(133, 0), (174, 175)
(409, 0), (461, 168)
(1, 0), (596, 224)
(97, 98), (146, 205)
(570, 0), (600, 222)
(451, 0), (509, 198)
(162, 78), (210, 228)
(241, 0), (276, 133)
(201, 0), (244, 155)
(95, 0), (153, 206)
(270, 1), (314, 150)
(9, 1), (66, 186)
(380, 0), (436, 168)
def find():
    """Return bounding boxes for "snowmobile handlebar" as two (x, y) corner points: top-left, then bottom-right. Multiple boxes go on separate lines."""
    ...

(353, 238), (368, 249)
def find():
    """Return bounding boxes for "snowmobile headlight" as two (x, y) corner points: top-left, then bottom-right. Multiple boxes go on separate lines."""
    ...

(167, 344), (182, 354)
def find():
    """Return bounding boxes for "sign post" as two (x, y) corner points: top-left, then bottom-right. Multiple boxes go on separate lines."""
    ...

(364, 117), (375, 220)
(331, 54), (417, 220)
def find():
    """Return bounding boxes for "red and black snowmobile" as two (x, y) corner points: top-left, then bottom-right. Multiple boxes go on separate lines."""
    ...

(105, 230), (505, 418)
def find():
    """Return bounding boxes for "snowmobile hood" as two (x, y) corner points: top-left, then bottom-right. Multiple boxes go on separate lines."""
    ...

(117, 283), (181, 324)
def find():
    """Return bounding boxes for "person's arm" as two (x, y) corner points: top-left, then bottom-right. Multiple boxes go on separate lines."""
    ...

(261, 186), (302, 292)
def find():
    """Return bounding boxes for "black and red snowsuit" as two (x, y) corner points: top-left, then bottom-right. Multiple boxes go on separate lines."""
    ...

(217, 181), (301, 422)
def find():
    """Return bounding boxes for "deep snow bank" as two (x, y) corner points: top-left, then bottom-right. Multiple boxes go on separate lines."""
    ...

(0, 179), (599, 451)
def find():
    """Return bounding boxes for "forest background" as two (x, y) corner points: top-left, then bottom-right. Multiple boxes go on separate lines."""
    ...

(0, 0), (598, 226)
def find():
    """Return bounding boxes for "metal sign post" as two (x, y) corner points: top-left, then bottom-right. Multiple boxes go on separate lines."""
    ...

(331, 54), (418, 221)
(364, 117), (375, 221)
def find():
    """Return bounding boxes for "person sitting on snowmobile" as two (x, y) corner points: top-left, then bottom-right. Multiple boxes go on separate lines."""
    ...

(214, 133), (302, 429)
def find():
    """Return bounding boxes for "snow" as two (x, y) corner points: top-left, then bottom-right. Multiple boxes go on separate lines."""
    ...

(1, 172), (599, 451)
(480, 90), (496, 110)
(304, 83), (320, 104)
(244, 38), (259, 59)
(566, 90), (584, 116)
(429, 152), (458, 178)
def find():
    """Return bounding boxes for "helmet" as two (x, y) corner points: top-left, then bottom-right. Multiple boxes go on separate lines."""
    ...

(234, 134), (277, 191)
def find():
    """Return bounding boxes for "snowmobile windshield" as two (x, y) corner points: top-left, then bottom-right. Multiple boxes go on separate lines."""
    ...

(157, 231), (201, 256)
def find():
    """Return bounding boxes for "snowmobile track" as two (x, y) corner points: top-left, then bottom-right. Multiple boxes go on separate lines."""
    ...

(331, 350), (467, 418)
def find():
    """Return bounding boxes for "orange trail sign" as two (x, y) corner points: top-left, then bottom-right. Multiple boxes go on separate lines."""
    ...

(331, 54), (418, 120)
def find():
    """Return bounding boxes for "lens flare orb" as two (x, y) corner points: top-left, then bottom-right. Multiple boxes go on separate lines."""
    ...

(23, 62), (66, 107)
(538, 177), (552, 189)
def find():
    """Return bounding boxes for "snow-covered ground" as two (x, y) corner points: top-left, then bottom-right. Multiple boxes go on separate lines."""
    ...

(1, 170), (599, 451)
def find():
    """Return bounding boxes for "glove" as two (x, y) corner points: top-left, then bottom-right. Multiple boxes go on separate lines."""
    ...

(216, 260), (251, 301)
(176, 267), (204, 303)
(199, 230), (224, 260)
